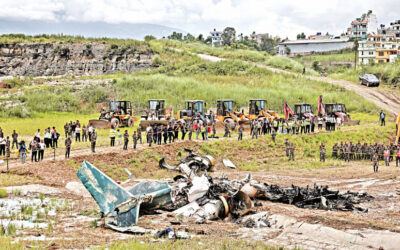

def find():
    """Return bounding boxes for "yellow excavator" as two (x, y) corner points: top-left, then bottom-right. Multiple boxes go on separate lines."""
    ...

(89, 100), (136, 129)
(241, 99), (280, 122)
(139, 99), (174, 128)
(213, 100), (248, 129)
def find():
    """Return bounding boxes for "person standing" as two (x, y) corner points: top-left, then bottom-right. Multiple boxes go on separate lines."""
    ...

(289, 143), (295, 161)
(123, 130), (129, 150)
(52, 129), (60, 148)
(332, 143), (338, 159)
(91, 129), (97, 153)
(19, 141), (27, 164)
(64, 123), (69, 138)
(212, 122), (216, 138)
(88, 124), (93, 141)
(384, 147), (390, 167)
(168, 124), (174, 143)
(117, 129), (122, 146)
(5, 136), (10, 159)
(137, 126), (142, 144)
(181, 124), (186, 141)
(320, 143), (326, 162)
(82, 125), (88, 142)
(34, 129), (41, 141)
(174, 124), (179, 142)
(224, 121), (231, 138)
(317, 117), (323, 130)
(372, 153), (379, 172)
(11, 130), (18, 149)
(379, 110), (386, 126)
(38, 139), (45, 161)
(194, 121), (200, 140)
(271, 128), (277, 143)
(109, 127), (116, 147)
(162, 126), (168, 144)
(284, 139), (290, 157)
(252, 121), (258, 139)
(0, 135), (5, 156)
(203, 123), (208, 140)
(147, 126), (153, 147)
(30, 139), (38, 162)
(75, 125), (81, 142)
(65, 136), (72, 158)
(238, 124), (244, 141)
(132, 131), (138, 150)
(188, 122), (193, 141)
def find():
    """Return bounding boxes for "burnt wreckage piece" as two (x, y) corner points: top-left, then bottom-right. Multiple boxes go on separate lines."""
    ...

(253, 183), (373, 212)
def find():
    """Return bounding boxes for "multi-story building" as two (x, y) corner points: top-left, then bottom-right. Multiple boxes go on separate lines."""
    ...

(389, 20), (400, 40)
(349, 11), (378, 40)
(210, 29), (223, 47)
(376, 41), (399, 63)
(358, 39), (375, 64)
(250, 33), (270, 44)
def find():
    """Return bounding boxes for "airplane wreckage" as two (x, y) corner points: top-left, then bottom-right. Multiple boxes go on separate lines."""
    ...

(77, 149), (373, 233)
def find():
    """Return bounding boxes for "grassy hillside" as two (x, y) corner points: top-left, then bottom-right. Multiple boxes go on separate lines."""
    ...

(295, 52), (355, 63)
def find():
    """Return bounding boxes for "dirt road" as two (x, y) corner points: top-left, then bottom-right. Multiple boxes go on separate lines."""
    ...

(197, 52), (400, 116)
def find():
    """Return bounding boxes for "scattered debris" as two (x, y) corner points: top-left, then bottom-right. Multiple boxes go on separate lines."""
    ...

(223, 159), (236, 169)
(78, 152), (373, 233)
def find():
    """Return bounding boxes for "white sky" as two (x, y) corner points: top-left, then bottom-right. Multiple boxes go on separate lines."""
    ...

(0, 0), (399, 39)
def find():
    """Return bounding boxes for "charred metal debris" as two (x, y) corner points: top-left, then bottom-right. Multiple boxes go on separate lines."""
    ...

(77, 149), (373, 232)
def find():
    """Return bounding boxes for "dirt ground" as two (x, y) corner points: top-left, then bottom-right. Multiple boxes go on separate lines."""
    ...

(2, 135), (400, 249)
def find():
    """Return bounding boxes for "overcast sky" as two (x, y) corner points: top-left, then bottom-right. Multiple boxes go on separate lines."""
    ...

(0, 0), (399, 39)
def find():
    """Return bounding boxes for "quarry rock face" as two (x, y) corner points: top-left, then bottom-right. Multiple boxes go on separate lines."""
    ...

(0, 43), (154, 76)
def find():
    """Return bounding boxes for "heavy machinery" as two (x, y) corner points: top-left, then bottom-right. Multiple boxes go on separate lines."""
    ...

(317, 96), (360, 125)
(214, 99), (242, 129)
(294, 103), (314, 119)
(177, 100), (211, 124)
(139, 99), (173, 128)
(89, 100), (136, 129)
(246, 99), (280, 122)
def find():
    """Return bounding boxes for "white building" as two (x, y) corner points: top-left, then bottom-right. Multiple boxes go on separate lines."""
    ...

(278, 38), (352, 56)
(389, 20), (400, 40)
(349, 11), (378, 40)
(210, 29), (223, 47)
(358, 39), (376, 64)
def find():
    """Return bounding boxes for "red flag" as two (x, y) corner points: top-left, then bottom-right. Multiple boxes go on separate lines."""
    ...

(284, 102), (294, 119)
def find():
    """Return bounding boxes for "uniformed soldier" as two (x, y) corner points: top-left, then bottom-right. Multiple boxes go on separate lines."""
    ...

(137, 126), (142, 144)
(285, 139), (290, 157)
(212, 122), (216, 138)
(65, 136), (72, 158)
(289, 143), (295, 161)
(372, 153), (379, 172)
(345, 143), (350, 162)
(91, 129), (97, 153)
(339, 142), (344, 160)
(123, 130), (129, 150)
(252, 121), (258, 139)
(11, 130), (18, 149)
(132, 131), (138, 150)
(238, 124), (244, 141)
(320, 143), (326, 162)
(356, 142), (362, 160)
(224, 121), (231, 138)
(332, 143), (338, 159)
(147, 126), (153, 147)
(271, 128), (277, 143)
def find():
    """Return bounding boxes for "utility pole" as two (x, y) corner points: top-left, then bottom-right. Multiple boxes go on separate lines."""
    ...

(6, 155), (9, 173)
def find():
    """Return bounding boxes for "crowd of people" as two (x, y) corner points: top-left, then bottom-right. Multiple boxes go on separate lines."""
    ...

(0, 110), (392, 169)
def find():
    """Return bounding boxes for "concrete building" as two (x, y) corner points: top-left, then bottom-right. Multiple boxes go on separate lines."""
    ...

(349, 11), (378, 40)
(376, 41), (399, 63)
(250, 33), (270, 44)
(210, 29), (223, 47)
(278, 38), (352, 56)
(389, 20), (400, 40)
(358, 39), (375, 64)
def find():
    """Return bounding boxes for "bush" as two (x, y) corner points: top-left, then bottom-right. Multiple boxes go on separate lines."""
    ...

(0, 189), (7, 198)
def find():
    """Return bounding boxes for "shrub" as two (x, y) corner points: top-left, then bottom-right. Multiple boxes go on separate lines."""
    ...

(0, 189), (7, 198)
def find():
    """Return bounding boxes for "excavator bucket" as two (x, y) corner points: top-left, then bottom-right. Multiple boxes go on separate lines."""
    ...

(89, 119), (111, 129)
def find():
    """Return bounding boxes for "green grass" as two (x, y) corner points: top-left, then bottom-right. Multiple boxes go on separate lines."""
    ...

(0, 189), (7, 198)
(115, 73), (378, 114)
(97, 236), (281, 250)
(295, 53), (355, 63)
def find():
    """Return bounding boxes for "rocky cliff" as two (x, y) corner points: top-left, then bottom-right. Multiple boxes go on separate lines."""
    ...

(0, 43), (154, 76)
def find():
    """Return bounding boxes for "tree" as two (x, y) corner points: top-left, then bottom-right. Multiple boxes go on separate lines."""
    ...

(222, 27), (236, 46)
(184, 33), (195, 41)
(297, 32), (306, 39)
(144, 35), (156, 42)
(284, 46), (291, 55)
(204, 36), (212, 44)
(167, 32), (183, 41)
(260, 37), (278, 55)
(197, 34), (204, 42)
